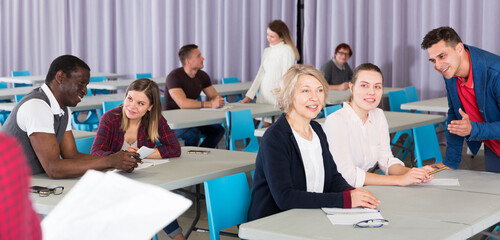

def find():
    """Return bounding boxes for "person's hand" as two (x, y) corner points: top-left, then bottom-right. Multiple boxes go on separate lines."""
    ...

(210, 96), (225, 108)
(448, 108), (472, 137)
(431, 161), (449, 169)
(397, 168), (430, 186)
(125, 145), (139, 153)
(239, 97), (252, 104)
(340, 82), (349, 90)
(419, 165), (435, 182)
(350, 188), (379, 209)
(109, 151), (139, 173)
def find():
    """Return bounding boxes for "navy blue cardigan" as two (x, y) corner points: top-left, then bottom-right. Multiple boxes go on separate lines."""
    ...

(248, 114), (353, 221)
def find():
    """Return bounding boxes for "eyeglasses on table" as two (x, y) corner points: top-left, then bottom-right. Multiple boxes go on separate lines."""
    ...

(353, 219), (389, 228)
(31, 185), (64, 197)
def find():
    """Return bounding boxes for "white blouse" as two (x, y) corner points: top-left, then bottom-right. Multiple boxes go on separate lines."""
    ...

(322, 102), (404, 187)
(291, 126), (325, 193)
(245, 41), (295, 105)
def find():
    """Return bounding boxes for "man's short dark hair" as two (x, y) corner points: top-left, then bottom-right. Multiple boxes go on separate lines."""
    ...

(45, 55), (90, 84)
(178, 44), (198, 66)
(421, 26), (462, 50)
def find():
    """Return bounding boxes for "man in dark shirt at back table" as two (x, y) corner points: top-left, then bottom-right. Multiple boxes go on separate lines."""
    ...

(163, 44), (225, 148)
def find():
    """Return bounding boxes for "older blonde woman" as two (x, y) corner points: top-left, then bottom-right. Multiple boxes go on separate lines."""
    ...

(248, 64), (379, 222)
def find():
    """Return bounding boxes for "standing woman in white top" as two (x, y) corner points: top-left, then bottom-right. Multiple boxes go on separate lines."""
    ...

(240, 19), (300, 127)
(323, 63), (434, 188)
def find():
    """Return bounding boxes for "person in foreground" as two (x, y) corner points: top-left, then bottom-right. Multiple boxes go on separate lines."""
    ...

(422, 26), (500, 173)
(248, 64), (379, 221)
(0, 133), (41, 239)
(91, 78), (184, 240)
(323, 63), (434, 187)
(320, 43), (354, 90)
(1, 55), (138, 178)
(163, 44), (225, 148)
(240, 19), (299, 127)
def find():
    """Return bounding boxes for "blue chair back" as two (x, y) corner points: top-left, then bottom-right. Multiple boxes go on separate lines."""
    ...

(75, 136), (96, 154)
(87, 76), (108, 96)
(11, 70), (31, 87)
(221, 77), (238, 84)
(388, 90), (410, 113)
(136, 73), (152, 79)
(0, 82), (7, 89)
(225, 109), (259, 153)
(103, 100), (123, 113)
(324, 105), (342, 117)
(204, 172), (251, 240)
(15, 95), (25, 102)
(412, 124), (443, 167)
(404, 86), (419, 102)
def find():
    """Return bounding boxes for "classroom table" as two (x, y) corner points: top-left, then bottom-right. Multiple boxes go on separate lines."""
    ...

(254, 111), (445, 137)
(400, 97), (449, 113)
(326, 87), (404, 105)
(201, 82), (253, 97)
(31, 146), (256, 237)
(0, 72), (126, 85)
(162, 102), (282, 130)
(86, 77), (165, 91)
(239, 169), (500, 240)
(71, 130), (97, 139)
(0, 86), (36, 100)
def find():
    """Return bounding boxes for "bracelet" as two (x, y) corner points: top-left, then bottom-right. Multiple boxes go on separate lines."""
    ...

(201, 101), (204, 108)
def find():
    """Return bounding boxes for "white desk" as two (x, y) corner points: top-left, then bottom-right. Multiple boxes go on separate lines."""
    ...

(327, 87), (403, 105)
(254, 111), (445, 137)
(0, 86), (36, 100)
(30, 146), (256, 215)
(201, 82), (252, 97)
(239, 170), (500, 240)
(0, 93), (125, 112)
(0, 72), (126, 85)
(86, 77), (165, 91)
(163, 103), (281, 130)
(72, 130), (97, 139)
(400, 97), (449, 113)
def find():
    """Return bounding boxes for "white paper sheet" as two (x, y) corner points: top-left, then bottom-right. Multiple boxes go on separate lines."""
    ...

(200, 105), (233, 111)
(322, 207), (379, 215)
(137, 146), (155, 159)
(327, 212), (385, 225)
(418, 178), (460, 186)
(42, 170), (192, 240)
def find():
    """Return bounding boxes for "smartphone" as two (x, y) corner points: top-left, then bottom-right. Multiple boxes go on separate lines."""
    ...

(30, 186), (49, 193)
(188, 150), (211, 155)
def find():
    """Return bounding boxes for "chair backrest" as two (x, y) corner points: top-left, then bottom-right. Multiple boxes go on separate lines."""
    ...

(204, 172), (251, 240)
(87, 76), (107, 96)
(404, 86), (419, 102)
(226, 109), (259, 153)
(102, 100), (123, 113)
(388, 90), (410, 113)
(75, 136), (96, 155)
(136, 73), (152, 79)
(412, 124), (443, 167)
(324, 105), (342, 117)
(15, 95), (25, 102)
(221, 77), (238, 84)
(11, 70), (30, 77)
(0, 82), (7, 89)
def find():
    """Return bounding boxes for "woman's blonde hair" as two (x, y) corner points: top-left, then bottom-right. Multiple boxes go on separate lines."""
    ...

(268, 20), (300, 61)
(120, 78), (162, 142)
(273, 64), (328, 113)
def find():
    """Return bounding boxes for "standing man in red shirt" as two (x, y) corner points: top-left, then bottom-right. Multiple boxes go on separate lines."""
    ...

(421, 26), (500, 173)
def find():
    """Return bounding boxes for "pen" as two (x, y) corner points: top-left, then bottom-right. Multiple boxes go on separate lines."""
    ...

(429, 166), (447, 175)
(122, 150), (143, 163)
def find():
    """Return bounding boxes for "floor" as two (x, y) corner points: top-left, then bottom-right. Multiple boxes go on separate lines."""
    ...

(156, 132), (494, 240)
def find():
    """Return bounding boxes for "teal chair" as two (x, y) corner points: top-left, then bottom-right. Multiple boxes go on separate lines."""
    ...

(204, 172), (251, 240)
(136, 73), (152, 79)
(221, 77), (243, 102)
(0, 82), (10, 124)
(102, 100), (123, 113)
(323, 105), (342, 117)
(405, 86), (446, 130)
(87, 76), (109, 96)
(11, 70), (31, 88)
(75, 136), (96, 155)
(225, 109), (259, 153)
(412, 124), (443, 167)
(388, 90), (413, 161)
(72, 76), (108, 131)
(15, 95), (25, 102)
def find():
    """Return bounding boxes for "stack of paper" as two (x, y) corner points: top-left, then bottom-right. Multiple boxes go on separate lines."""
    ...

(322, 208), (386, 226)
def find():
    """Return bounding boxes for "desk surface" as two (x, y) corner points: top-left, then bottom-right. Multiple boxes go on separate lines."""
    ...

(0, 86), (36, 100)
(0, 72), (126, 85)
(31, 147), (256, 215)
(254, 111), (445, 137)
(86, 77), (165, 90)
(202, 82), (252, 97)
(72, 130), (96, 139)
(239, 170), (500, 240)
(163, 102), (281, 130)
(400, 97), (448, 113)
(327, 87), (403, 105)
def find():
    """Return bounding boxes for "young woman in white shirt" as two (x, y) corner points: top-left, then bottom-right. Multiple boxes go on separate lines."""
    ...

(323, 63), (434, 187)
(240, 19), (300, 127)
